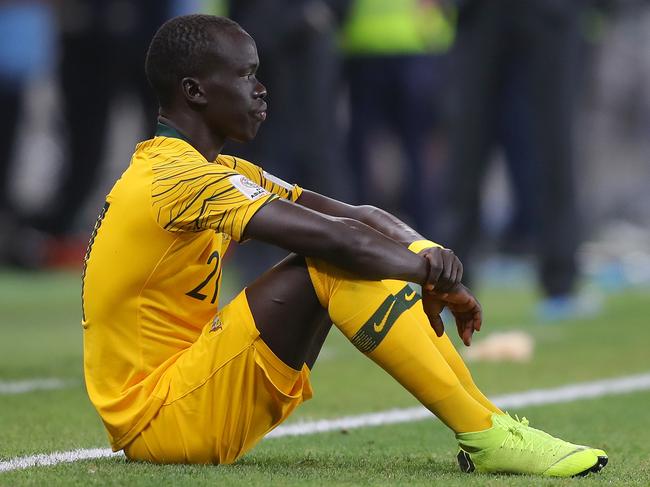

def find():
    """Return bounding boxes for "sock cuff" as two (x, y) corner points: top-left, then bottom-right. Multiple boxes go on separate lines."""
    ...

(408, 240), (443, 254)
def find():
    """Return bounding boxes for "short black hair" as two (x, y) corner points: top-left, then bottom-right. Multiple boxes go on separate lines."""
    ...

(145, 15), (243, 107)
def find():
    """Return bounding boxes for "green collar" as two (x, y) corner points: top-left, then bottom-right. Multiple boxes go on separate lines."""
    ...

(155, 122), (192, 143)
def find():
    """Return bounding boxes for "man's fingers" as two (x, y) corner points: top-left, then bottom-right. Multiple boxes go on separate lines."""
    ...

(462, 325), (473, 346)
(443, 265), (460, 294)
(431, 314), (445, 337)
(421, 248), (465, 294)
(424, 252), (443, 288)
(469, 295), (482, 332)
(473, 307), (482, 332)
(440, 250), (454, 286)
(451, 302), (482, 328)
(453, 312), (476, 346)
(424, 283), (483, 345)
(421, 294), (445, 337)
(438, 250), (461, 293)
(449, 259), (462, 288)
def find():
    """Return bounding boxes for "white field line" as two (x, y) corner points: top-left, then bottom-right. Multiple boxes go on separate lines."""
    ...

(2, 371), (650, 473)
(0, 378), (72, 395)
(268, 372), (650, 437)
(0, 449), (122, 473)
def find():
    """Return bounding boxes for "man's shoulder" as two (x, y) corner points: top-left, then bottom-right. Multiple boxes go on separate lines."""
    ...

(216, 154), (260, 173)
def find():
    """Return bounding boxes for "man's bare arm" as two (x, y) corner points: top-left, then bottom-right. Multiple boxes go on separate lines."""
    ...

(243, 198), (431, 285)
(295, 190), (425, 246)
(294, 190), (462, 292)
(245, 194), (478, 345)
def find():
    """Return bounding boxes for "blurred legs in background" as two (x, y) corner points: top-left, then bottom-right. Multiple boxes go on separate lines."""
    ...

(33, 1), (169, 263)
(437, 0), (586, 319)
(341, 0), (453, 232)
(345, 54), (442, 231)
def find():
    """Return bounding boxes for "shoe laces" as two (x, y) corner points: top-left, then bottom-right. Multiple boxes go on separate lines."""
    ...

(513, 414), (529, 427)
(502, 421), (534, 452)
(509, 414), (559, 441)
(500, 414), (563, 457)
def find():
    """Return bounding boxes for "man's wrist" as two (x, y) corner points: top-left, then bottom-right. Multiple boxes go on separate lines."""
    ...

(424, 254), (432, 287)
(408, 239), (443, 254)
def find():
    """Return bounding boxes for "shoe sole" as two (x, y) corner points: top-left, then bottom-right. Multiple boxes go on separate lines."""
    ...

(457, 451), (608, 477)
(574, 456), (608, 477)
(457, 450), (475, 473)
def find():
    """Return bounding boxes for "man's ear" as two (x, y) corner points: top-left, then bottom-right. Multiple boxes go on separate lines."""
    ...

(181, 77), (207, 106)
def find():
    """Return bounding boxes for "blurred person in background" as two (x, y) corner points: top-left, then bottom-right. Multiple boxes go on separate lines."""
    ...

(435, 0), (589, 320)
(341, 0), (454, 232)
(26, 0), (173, 267)
(580, 1), (650, 229)
(225, 0), (351, 283)
(492, 61), (539, 258)
(0, 0), (55, 267)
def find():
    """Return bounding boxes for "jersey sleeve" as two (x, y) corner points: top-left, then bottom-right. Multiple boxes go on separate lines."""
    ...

(151, 159), (278, 241)
(219, 155), (303, 202)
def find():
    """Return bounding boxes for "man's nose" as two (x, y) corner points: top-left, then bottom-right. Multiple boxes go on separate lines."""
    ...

(255, 81), (267, 99)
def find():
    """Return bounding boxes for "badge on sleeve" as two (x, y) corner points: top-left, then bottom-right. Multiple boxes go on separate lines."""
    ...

(229, 175), (269, 200)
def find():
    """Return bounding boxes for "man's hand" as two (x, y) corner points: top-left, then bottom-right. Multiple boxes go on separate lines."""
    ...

(421, 247), (463, 293)
(421, 284), (482, 347)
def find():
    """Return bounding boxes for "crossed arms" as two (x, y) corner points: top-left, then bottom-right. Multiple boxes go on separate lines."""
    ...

(244, 189), (481, 345)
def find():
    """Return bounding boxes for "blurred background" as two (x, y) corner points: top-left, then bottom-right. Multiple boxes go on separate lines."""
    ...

(1, 0), (649, 322)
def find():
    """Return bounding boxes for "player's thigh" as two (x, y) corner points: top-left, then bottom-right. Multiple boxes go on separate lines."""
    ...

(245, 254), (330, 369)
(125, 290), (312, 464)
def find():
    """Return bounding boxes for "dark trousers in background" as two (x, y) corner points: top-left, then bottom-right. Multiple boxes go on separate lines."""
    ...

(496, 57), (538, 254)
(437, 0), (581, 297)
(40, 34), (159, 236)
(0, 88), (21, 213)
(346, 54), (442, 232)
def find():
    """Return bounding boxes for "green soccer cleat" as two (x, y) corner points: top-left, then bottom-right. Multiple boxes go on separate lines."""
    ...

(456, 413), (608, 477)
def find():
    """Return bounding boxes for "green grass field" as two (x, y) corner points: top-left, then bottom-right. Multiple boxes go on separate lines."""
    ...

(1, 270), (650, 486)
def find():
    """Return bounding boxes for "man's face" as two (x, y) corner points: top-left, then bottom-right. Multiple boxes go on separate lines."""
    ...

(200, 29), (267, 143)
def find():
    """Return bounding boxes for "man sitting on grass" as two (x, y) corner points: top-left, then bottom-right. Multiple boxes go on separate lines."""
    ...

(81, 14), (608, 477)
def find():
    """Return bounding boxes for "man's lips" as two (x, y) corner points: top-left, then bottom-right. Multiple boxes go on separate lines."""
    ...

(252, 103), (267, 121)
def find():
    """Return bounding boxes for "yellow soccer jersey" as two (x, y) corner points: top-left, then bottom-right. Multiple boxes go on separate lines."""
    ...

(82, 123), (302, 450)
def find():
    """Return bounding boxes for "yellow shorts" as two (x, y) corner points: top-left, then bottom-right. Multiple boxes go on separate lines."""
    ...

(124, 290), (313, 464)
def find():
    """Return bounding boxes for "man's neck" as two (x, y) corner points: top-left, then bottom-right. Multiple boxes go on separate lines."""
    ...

(157, 114), (225, 161)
